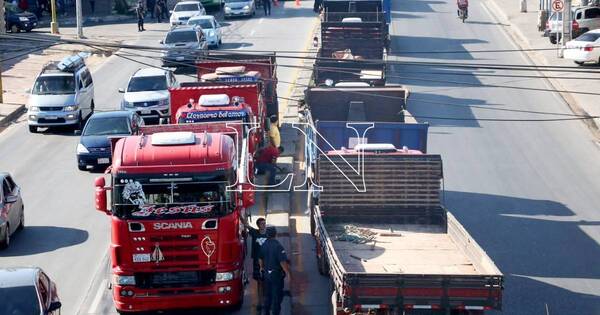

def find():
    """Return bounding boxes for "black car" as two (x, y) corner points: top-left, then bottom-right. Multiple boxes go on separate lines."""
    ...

(76, 111), (144, 171)
(5, 3), (38, 32)
(0, 267), (62, 315)
(0, 173), (24, 249)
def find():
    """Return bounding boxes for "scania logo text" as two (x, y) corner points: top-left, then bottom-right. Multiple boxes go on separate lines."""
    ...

(153, 222), (193, 230)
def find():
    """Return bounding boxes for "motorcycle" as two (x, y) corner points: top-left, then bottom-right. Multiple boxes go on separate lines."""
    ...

(458, 6), (467, 23)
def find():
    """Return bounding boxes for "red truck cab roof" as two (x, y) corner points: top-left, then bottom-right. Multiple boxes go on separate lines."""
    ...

(112, 131), (235, 174)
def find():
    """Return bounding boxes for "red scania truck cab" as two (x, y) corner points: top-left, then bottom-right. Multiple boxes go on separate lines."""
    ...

(94, 129), (254, 313)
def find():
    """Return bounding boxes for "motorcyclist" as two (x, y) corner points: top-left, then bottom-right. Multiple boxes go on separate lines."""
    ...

(457, 0), (468, 18)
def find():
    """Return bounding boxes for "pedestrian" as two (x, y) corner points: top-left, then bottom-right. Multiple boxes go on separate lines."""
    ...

(36, 0), (46, 18)
(147, 0), (155, 18)
(268, 115), (280, 148)
(313, 0), (321, 13)
(154, 0), (162, 22)
(136, 0), (146, 31)
(255, 144), (283, 185)
(89, 0), (95, 14)
(18, 0), (28, 11)
(160, 0), (168, 20)
(262, 0), (271, 16)
(259, 226), (290, 315)
(242, 216), (268, 311)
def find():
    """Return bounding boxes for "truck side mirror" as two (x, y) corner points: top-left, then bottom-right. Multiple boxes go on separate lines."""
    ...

(241, 183), (255, 208)
(95, 176), (110, 214)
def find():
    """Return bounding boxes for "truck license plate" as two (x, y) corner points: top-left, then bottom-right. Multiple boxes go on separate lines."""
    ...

(97, 158), (110, 164)
(46, 116), (58, 120)
(133, 253), (151, 263)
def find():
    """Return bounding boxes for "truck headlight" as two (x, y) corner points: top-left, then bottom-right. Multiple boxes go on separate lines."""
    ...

(64, 105), (79, 111)
(29, 106), (40, 112)
(113, 275), (136, 286)
(122, 100), (134, 108)
(243, 5), (250, 10)
(224, 6), (231, 12)
(216, 271), (234, 282)
(158, 98), (169, 106)
(76, 143), (89, 154)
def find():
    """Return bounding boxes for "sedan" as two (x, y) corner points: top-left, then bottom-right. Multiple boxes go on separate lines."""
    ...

(0, 267), (62, 314)
(187, 15), (223, 48)
(76, 111), (144, 171)
(564, 29), (600, 65)
(4, 3), (38, 32)
(169, 1), (206, 26)
(0, 172), (24, 249)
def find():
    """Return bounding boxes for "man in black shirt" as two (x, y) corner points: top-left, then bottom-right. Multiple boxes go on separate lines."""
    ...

(259, 226), (290, 315)
(243, 216), (267, 310)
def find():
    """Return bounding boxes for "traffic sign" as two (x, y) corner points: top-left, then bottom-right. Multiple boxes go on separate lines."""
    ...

(552, 0), (564, 12)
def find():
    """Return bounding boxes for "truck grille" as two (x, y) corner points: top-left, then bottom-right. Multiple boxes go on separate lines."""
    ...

(135, 270), (216, 288)
(39, 106), (63, 111)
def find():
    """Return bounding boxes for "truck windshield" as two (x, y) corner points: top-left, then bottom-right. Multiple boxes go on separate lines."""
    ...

(32, 75), (75, 95)
(113, 176), (234, 219)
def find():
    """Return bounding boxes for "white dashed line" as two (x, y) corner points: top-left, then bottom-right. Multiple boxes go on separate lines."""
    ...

(87, 279), (107, 314)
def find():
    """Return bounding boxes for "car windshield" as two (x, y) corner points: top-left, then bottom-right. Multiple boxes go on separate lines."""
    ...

(84, 117), (130, 136)
(5, 4), (25, 13)
(127, 76), (167, 92)
(113, 176), (234, 219)
(576, 33), (600, 42)
(32, 75), (75, 95)
(188, 19), (213, 29)
(165, 31), (197, 44)
(174, 3), (199, 11)
(0, 285), (42, 315)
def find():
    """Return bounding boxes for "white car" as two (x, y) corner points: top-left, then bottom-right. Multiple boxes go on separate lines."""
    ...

(119, 68), (179, 124)
(169, 1), (206, 26)
(564, 29), (600, 65)
(187, 15), (223, 47)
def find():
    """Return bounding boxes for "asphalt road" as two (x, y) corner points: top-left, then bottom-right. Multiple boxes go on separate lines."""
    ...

(0, 3), (318, 315)
(390, 0), (600, 314)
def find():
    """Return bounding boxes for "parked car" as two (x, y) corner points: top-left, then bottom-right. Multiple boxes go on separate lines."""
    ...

(546, 6), (600, 44)
(0, 267), (62, 314)
(187, 15), (223, 47)
(169, 0), (206, 26)
(564, 29), (600, 65)
(4, 3), (38, 32)
(119, 68), (179, 124)
(0, 173), (23, 249)
(27, 54), (94, 133)
(223, 0), (255, 18)
(76, 111), (144, 171)
(161, 25), (208, 67)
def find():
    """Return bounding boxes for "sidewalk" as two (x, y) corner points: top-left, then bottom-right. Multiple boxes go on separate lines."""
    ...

(484, 0), (600, 136)
(36, 14), (134, 28)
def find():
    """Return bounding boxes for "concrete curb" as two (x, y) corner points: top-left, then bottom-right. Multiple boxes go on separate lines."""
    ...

(0, 104), (26, 126)
(484, 0), (600, 137)
(37, 15), (134, 28)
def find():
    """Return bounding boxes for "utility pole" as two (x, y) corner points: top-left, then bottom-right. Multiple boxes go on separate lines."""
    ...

(50, 0), (59, 34)
(0, 0), (5, 103)
(76, 0), (84, 38)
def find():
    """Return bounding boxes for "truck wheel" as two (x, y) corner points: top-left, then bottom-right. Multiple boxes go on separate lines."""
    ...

(575, 61), (585, 66)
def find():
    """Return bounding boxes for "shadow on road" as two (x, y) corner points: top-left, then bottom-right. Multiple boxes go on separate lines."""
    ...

(399, 0), (445, 13)
(390, 35), (488, 60)
(444, 190), (600, 314)
(0, 226), (89, 257)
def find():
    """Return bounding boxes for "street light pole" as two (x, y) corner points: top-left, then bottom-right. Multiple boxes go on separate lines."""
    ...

(50, 0), (59, 34)
(76, 0), (84, 38)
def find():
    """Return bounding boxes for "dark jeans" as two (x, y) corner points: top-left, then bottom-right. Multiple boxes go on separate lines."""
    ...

(262, 0), (271, 15)
(256, 162), (276, 185)
(263, 271), (284, 315)
(137, 18), (144, 30)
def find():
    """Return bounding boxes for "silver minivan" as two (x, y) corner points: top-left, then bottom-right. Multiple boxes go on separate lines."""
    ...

(27, 55), (95, 133)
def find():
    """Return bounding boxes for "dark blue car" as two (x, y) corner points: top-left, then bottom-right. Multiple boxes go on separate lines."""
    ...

(76, 111), (143, 171)
(5, 3), (38, 32)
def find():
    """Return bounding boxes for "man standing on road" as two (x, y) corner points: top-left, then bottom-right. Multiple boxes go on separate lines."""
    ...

(262, 0), (271, 16)
(242, 216), (268, 311)
(259, 226), (290, 315)
(268, 115), (280, 148)
(136, 0), (146, 31)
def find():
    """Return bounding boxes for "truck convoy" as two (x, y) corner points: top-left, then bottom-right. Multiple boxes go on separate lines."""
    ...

(94, 124), (255, 313)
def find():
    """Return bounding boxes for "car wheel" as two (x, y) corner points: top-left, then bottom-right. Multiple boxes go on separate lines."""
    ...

(550, 36), (557, 44)
(78, 164), (87, 171)
(18, 209), (24, 231)
(28, 125), (38, 133)
(574, 61), (585, 66)
(25, 28), (32, 32)
(0, 224), (10, 249)
(10, 25), (19, 33)
(90, 100), (95, 116)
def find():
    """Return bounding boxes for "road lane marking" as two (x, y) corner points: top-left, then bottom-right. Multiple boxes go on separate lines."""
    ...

(88, 279), (107, 314)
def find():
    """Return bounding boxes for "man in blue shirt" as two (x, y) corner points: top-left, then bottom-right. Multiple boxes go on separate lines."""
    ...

(259, 226), (290, 315)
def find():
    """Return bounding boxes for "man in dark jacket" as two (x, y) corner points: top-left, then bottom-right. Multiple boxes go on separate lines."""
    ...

(136, 1), (146, 31)
(262, 0), (271, 16)
(242, 216), (268, 311)
(259, 226), (290, 315)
